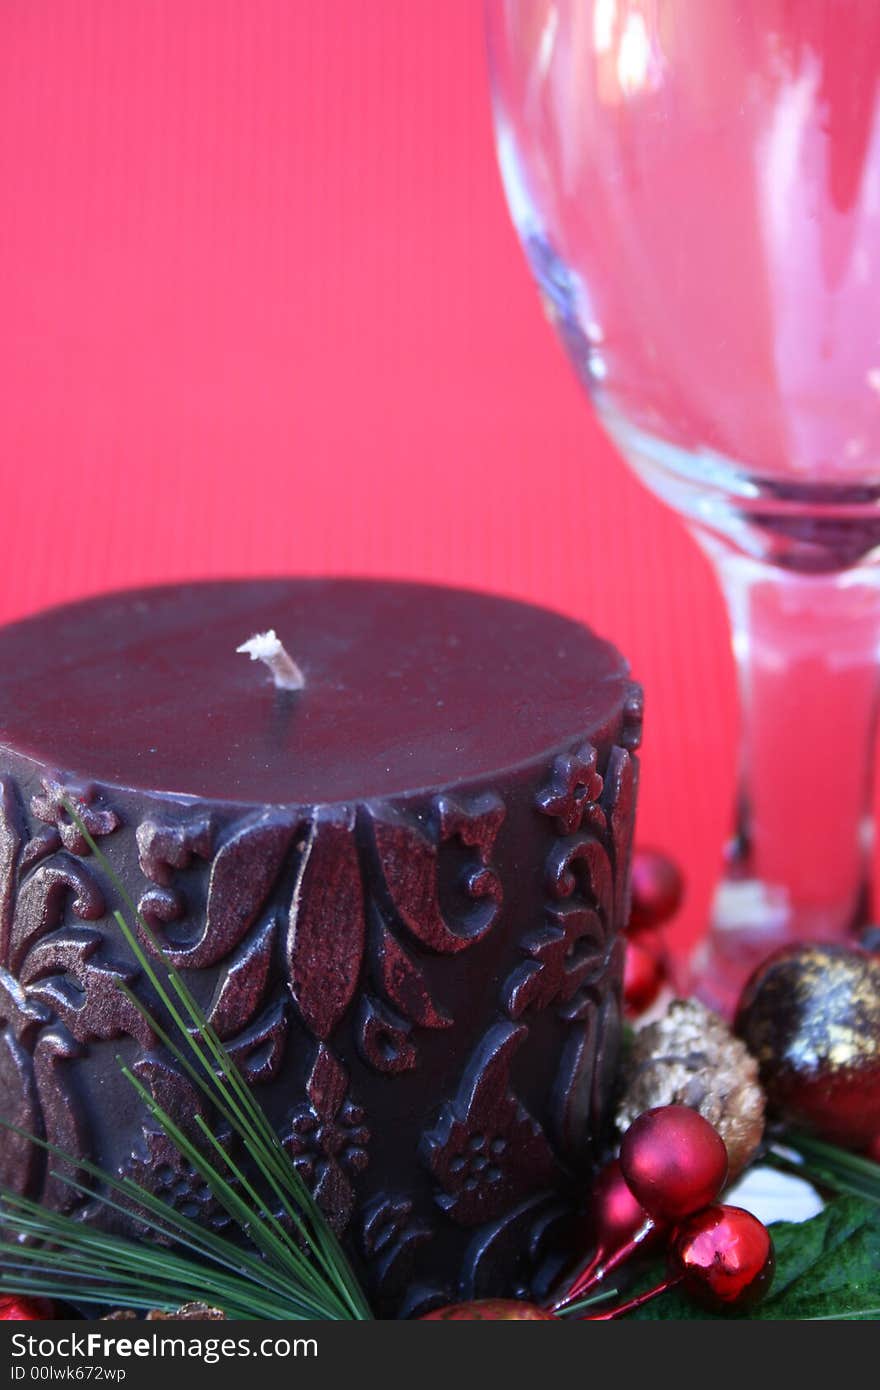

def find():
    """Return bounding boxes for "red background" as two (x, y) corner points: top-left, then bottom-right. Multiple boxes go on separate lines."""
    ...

(0, 0), (745, 956)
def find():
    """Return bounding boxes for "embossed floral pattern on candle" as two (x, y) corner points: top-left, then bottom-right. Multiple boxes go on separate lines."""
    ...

(359, 1194), (433, 1317)
(420, 1023), (561, 1226)
(30, 779), (121, 856)
(126, 1065), (237, 1240)
(0, 777), (145, 1213)
(535, 743), (605, 836)
(283, 1046), (371, 1234)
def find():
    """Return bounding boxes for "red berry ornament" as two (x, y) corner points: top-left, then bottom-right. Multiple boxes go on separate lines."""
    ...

(628, 850), (683, 933)
(588, 1157), (654, 1254)
(619, 1105), (728, 1222)
(582, 1204), (773, 1320)
(0, 1296), (53, 1320)
(421, 1300), (556, 1320)
(623, 938), (666, 1018)
(670, 1205), (774, 1312)
(549, 1158), (661, 1311)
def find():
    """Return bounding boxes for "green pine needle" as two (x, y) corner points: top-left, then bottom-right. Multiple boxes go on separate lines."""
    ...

(766, 1132), (880, 1207)
(555, 1287), (620, 1317)
(0, 801), (372, 1320)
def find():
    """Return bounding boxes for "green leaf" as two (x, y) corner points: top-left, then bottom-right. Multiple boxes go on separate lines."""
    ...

(760, 1195), (880, 1319)
(630, 1196), (880, 1320)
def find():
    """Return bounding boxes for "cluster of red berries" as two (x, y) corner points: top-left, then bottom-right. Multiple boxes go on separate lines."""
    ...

(623, 849), (683, 1018)
(551, 1104), (774, 1318)
(424, 1104), (774, 1321)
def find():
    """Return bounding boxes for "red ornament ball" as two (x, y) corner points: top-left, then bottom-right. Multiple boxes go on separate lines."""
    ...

(421, 1300), (556, 1321)
(619, 1104), (729, 1222)
(670, 1204), (774, 1312)
(628, 850), (683, 934)
(0, 1296), (54, 1321)
(588, 1157), (657, 1252)
(623, 938), (666, 1018)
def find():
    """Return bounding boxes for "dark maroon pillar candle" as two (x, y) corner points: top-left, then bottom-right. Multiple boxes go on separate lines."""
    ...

(0, 578), (642, 1314)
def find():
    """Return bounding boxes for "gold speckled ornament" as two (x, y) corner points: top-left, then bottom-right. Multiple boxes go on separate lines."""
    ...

(735, 944), (880, 1152)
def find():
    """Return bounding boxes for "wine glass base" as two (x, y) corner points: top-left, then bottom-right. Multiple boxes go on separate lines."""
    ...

(687, 932), (785, 1020)
(686, 876), (868, 1019)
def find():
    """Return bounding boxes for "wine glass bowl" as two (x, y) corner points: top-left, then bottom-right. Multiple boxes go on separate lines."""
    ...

(486, 0), (880, 1010)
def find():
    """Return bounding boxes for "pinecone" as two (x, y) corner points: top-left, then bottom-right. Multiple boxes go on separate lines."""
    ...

(616, 998), (766, 1178)
(103, 1303), (226, 1321)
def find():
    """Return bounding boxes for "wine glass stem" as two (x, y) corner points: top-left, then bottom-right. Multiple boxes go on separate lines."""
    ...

(691, 541), (880, 1012)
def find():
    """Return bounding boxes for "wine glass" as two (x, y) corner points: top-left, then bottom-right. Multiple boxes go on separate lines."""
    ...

(486, 0), (880, 1012)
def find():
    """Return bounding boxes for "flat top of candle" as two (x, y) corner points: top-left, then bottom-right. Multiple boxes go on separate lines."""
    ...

(0, 579), (633, 806)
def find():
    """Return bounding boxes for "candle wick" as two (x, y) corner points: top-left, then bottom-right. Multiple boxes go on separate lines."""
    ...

(236, 630), (305, 692)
